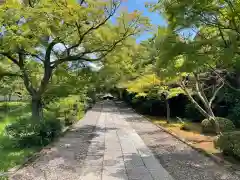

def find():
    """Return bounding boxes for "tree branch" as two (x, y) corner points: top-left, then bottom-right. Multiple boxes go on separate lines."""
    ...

(193, 72), (209, 105)
(52, 31), (134, 68)
(180, 81), (210, 118)
(79, 0), (85, 5)
(206, 63), (240, 92)
(18, 52), (36, 95)
(66, 1), (120, 55)
(37, 40), (58, 95)
(22, 51), (44, 62)
(209, 80), (224, 107)
(0, 53), (19, 66)
(45, 39), (59, 64)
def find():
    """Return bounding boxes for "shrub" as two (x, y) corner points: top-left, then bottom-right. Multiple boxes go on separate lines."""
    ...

(201, 119), (215, 133)
(227, 102), (240, 128)
(46, 95), (84, 126)
(184, 103), (204, 122)
(5, 116), (62, 147)
(201, 117), (235, 134)
(214, 131), (240, 158)
(64, 110), (82, 126)
(218, 117), (235, 131)
(39, 118), (62, 144)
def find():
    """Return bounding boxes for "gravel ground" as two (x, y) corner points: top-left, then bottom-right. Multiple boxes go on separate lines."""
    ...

(115, 101), (240, 180)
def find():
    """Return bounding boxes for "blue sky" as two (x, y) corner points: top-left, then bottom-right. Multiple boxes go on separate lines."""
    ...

(121, 0), (167, 42)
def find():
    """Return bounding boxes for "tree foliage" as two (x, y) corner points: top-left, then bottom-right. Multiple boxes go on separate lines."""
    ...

(0, 0), (149, 120)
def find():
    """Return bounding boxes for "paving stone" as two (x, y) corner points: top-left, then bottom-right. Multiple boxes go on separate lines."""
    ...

(103, 154), (124, 167)
(141, 156), (163, 170)
(126, 166), (153, 180)
(80, 166), (102, 180)
(120, 141), (138, 155)
(105, 142), (122, 151)
(104, 149), (123, 158)
(83, 155), (103, 167)
(87, 143), (105, 156)
(116, 101), (240, 180)
(123, 154), (144, 169)
(9, 101), (177, 180)
(103, 167), (128, 180)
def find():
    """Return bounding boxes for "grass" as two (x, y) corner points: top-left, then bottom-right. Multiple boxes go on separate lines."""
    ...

(0, 100), (86, 177)
(0, 101), (37, 176)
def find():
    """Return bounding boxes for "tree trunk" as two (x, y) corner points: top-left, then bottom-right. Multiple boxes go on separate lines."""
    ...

(181, 85), (210, 119)
(166, 99), (170, 123)
(119, 90), (123, 99)
(31, 97), (43, 121)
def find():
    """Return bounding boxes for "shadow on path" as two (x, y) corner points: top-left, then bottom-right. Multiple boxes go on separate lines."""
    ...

(115, 100), (240, 180)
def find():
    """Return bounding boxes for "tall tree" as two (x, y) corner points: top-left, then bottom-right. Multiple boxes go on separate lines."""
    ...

(0, 0), (148, 120)
(148, 22), (227, 133)
(148, 0), (240, 133)
(150, 0), (240, 86)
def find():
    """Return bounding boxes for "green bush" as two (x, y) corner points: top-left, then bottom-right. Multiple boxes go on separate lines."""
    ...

(184, 103), (204, 122)
(201, 117), (235, 134)
(227, 102), (240, 128)
(201, 119), (215, 133)
(214, 131), (240, 158)
(5, 116), (62, 147)
(46, 95), (84, 126)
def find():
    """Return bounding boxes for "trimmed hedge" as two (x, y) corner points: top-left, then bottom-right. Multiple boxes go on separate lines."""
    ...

(215, 131), (240, 159)
(201, 117), (235, 134)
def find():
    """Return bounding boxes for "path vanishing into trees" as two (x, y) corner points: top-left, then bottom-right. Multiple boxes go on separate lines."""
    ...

(10, 100), (240, 180)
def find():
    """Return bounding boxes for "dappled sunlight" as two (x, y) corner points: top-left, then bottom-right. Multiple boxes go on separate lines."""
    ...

(0, 102), (34, 174)
(116, 101), (239, 180)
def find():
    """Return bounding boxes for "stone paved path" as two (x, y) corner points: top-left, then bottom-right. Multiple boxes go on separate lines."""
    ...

(115, 101), (240, 180)
(10, 100), (240, 180)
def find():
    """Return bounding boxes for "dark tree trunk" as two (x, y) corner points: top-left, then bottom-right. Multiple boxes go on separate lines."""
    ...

(31, 97), (43, 121)
(166, 99), (170, 123)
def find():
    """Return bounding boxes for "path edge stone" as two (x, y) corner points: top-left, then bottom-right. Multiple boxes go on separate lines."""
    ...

(116, 101), (240, 175)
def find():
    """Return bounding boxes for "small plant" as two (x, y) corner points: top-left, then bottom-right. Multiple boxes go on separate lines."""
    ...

(5, 116), (62, 147)
(46, 96), (84, 126)
(176, 117), (191, 131)
(214, 131), (240, 159)
(201, 117), (235, 134)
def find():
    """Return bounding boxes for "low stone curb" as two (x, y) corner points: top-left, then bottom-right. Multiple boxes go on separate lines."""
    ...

(120, 102), (240, 175)
(0, 125), (71, 178)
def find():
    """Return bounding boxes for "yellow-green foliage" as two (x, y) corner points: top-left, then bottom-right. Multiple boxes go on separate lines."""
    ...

(124, 74), (161, 94)
(47, 95), (84, 125)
